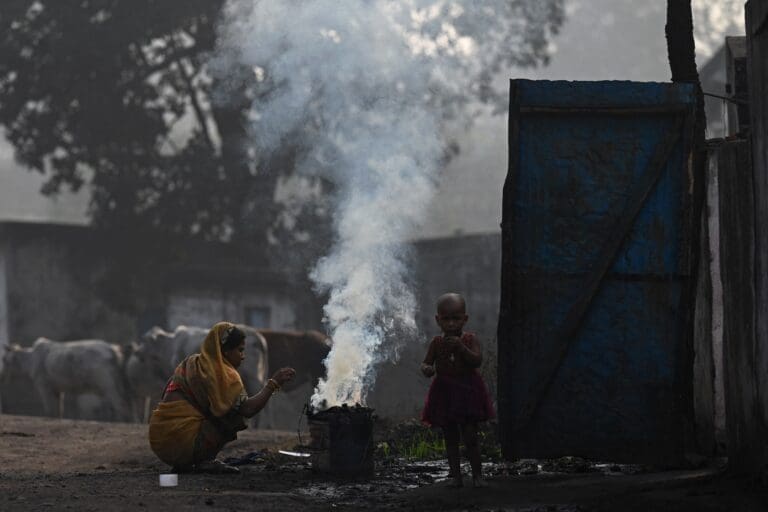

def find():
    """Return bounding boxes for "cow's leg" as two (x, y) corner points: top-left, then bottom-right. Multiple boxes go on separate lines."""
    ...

(128, 395), (142, 423)
(31, 378), (59, 418)
(91, 369), (132, 422)
(69, 393), (83, 420)
(121, 394), (135, 423)
(95, 385), (119, 422)
(105, 389), (132, 423)
(58, 391), (65, 419)
(143, 396), (151, 424)
(33, 382), (56, 417)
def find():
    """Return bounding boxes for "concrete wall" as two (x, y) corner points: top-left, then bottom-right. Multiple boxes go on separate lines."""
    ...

(0, 221), (503, 423)
(0, 222), (320, 345)
(694, 147), (728, 456)
(0, 223), (139, 420)
(708, 151), (727, 449)
(167, 289), (298, 331)
(413, 234), (502, 345)
(0, 222), (323, 422)
(1, 223), (136, 345)
(367, 233), (501, 420)
(414, 233), (501, 404)
(159, 234), (504, 424)
(255, 233), (503, 424)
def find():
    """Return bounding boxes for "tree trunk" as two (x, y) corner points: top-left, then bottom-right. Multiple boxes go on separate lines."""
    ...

(666, 0), (700, 83)
(665, 0), (706, 142)
(665, 0), (708, 457)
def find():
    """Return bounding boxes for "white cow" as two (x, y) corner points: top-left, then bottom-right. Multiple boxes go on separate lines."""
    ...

(1, 338), (132, 422)
(125, 325), (268, 423)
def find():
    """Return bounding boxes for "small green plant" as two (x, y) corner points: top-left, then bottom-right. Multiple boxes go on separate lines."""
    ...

(376, 441), (391, 458)
(400, 431), (446, 460)
(478, 427), (503, 461)
(375, 419), (502, 462)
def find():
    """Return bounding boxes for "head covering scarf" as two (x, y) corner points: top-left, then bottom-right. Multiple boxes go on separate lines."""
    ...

(148, 322), (247, 468)
(192, 321), (245, 417)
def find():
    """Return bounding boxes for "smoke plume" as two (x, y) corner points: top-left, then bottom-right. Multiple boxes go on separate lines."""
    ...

(215, 1), (540, 407)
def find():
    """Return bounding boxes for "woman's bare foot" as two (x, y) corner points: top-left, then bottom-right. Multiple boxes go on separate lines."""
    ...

(447, 475), (464, 488)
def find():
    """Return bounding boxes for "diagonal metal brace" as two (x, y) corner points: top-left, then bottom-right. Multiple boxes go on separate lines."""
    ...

(511, 114), (688, 431)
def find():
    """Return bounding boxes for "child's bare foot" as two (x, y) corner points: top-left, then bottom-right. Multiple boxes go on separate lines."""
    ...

(447, 475), (464, 488)
(471, 476), (487, 488)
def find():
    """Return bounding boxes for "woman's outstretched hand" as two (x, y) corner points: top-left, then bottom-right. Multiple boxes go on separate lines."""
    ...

(241, 367), (296, 418)
(271, 367), (296, 386)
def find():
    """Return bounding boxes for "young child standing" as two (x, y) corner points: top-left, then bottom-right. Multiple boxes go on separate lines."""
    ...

(421, 293), (495, 488)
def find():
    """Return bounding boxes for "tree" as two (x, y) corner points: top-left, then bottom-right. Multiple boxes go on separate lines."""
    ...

(665, 0), (708, 455)
(0, 1), (246, 239)
(666, 1), (701, 84)
(664, 0), (706, 225)
(0, 1), (565, 310)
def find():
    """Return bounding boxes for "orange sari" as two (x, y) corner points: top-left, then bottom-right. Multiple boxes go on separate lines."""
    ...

(148, 322), (248, 468)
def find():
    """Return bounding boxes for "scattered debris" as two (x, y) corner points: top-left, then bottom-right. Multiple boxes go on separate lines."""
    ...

(222, 450), (267, 466)
(541, 456), (593, 474)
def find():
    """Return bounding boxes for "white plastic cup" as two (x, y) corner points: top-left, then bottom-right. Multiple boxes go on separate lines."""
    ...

(159, 474), (178, 487)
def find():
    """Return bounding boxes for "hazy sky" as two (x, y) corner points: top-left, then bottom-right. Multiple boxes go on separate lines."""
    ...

(419, 0), (746, 239)
(0, 0), (748, 235)
(0, 132), (89, 224)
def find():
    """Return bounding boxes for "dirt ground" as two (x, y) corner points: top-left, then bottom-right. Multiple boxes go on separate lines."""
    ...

(0, 414), (766, 512)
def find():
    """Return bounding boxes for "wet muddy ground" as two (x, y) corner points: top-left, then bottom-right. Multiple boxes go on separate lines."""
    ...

(0, 414), (766, 511)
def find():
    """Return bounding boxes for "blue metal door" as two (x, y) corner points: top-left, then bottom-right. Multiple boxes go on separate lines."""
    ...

(498, 80), (697, 463)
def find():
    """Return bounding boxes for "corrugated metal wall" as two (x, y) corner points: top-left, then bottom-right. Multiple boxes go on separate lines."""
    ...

(499, 80), (697, 464)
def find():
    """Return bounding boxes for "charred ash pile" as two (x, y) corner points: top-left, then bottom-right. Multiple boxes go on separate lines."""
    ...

(306, 403), (376, 477)
(306, 403), (375, 422)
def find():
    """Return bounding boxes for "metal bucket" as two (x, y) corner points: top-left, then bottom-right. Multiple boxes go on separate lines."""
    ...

(307, 404), (375, 476)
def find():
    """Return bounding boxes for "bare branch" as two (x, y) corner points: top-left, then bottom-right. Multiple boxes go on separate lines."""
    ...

(176, 58), (215, 152)
(123, 44), (200, 89)
(167, 35), (215, 153)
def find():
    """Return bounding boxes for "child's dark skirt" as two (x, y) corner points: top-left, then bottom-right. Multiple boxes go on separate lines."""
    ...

(421, 373), (495, 427)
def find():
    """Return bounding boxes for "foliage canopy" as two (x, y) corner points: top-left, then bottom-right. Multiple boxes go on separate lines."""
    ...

(0, 0), (564, 245)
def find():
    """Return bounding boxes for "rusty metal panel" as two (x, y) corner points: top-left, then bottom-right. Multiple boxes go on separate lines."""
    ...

(498, 80), (696, 464)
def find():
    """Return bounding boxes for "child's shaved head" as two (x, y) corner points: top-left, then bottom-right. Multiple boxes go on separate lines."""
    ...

(436, 293), (466, 314)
